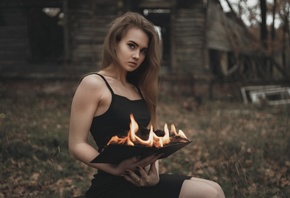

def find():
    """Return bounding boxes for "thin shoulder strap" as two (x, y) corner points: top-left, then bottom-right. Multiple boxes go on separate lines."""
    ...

(94, 73), (114, 95)
(136, 86), (145, 99)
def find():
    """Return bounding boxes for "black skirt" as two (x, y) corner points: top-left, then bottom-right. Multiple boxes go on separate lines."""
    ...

(85, 172), (191, 198)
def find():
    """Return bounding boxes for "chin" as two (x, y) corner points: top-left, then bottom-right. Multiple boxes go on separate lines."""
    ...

(126, 67), (138, 72)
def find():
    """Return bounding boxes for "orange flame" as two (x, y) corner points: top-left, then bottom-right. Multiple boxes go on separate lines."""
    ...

(107, 114), (188, 148)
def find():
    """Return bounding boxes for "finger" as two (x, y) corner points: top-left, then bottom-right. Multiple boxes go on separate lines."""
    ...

(137, 166), (148, 178)
(123, 169), (143, 186)
(138, 154), (161, 168)
(150, 153), (163, 163)
(119, 156), (141, 172)
(135, 154), (158, 167)
(129, 156), (142, 163)
(148, 162), (157, 174)
(136, 154), (155, 162)
(137, 165), (158, 186)
(147, 153), (163, 162)
(123, 174), (140, 186)
(125, 169), (140, 182)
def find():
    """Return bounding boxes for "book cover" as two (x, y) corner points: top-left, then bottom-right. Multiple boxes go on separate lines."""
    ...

(91, 140), (191, 164)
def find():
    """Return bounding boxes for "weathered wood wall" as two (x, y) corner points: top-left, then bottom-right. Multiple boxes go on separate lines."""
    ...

(160, 0), (210, 96)
(67, 0), (117, 72)
(0, 0), (28, 67)
(174, 1), (206, 76)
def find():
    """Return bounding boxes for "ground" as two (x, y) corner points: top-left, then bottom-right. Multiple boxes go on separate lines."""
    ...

(0, 79), (290, 197)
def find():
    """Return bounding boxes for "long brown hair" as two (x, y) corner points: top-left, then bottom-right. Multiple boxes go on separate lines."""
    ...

(101, 12), (161, 125)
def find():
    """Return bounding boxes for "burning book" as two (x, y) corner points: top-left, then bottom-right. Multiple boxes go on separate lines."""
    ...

(91, 114), (191, 164)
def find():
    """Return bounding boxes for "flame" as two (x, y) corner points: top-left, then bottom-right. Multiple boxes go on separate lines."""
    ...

(170, 124), (187, 139)
(107, 114), (188, 148)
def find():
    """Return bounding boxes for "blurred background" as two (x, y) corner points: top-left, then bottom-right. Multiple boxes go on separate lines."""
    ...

(0, 0), (290, 197)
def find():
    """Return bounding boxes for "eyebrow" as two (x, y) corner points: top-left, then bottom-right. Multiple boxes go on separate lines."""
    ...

(129, 40), (148, 49)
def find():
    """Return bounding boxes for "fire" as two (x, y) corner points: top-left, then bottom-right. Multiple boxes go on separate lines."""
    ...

(107, 114), (188, 148)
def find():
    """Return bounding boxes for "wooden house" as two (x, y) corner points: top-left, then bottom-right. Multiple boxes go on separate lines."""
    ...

(1, 0), (286, 97)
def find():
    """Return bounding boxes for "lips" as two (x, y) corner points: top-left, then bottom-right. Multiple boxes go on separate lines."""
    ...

(128, 61), (137, 67)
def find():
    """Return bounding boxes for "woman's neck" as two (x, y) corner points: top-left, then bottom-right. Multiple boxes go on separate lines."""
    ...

(102, 65), (127, 84)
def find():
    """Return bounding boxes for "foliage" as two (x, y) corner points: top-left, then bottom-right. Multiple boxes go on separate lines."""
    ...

(158, 96), (290, 197)
(0, 81), (289, 197)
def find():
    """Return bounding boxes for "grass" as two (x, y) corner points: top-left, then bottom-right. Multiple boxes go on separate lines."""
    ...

(0, 80), (289, 197)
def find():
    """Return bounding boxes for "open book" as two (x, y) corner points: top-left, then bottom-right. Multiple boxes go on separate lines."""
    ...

(91, 140), (191, 164)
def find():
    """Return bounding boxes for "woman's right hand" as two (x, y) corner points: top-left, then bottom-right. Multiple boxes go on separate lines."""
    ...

(122, 162), (160, 187)
(111, 154), (161, 176)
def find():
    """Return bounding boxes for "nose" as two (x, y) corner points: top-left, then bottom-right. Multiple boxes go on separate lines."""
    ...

(132, 51), (140, 60)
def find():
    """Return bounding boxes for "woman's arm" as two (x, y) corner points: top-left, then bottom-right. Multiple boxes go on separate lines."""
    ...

(68, 75), (119, 173)
(68, 75), (160, 176)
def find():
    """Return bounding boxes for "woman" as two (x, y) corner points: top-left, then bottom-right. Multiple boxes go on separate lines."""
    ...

(69, 12), (225, 198)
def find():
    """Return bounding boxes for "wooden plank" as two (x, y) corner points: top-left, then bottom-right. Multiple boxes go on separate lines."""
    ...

(139, 1), (171, 8)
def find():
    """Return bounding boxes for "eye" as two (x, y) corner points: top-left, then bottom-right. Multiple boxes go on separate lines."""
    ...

(128, 43), (135, 49)
(141, 49), (147, 55)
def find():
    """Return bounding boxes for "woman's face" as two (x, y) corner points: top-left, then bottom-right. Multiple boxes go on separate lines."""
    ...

(115, 27), (149, 72)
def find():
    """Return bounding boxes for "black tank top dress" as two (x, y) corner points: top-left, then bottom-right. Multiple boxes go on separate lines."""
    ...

(85, 73), (190, 198)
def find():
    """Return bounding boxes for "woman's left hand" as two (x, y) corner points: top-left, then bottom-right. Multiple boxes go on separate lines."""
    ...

(122, 162), (159, 187)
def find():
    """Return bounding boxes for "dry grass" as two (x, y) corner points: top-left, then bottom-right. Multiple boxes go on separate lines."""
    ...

(0, 80), (289, 197)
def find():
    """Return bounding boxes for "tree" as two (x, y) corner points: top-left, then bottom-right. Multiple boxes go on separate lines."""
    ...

(279, 0), (290, 72)
(219, 0), (290, 80)
(260, 0), (268, 50)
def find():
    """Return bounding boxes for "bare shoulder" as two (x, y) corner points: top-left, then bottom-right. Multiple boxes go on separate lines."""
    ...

(72, 74), (107, 103)
(78, 74), (106, 92)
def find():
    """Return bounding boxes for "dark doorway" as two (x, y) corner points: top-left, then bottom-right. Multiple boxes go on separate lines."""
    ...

(142, 9), (171, 68)
(125, 1), (171, 68)
(26, 7), (64, 63)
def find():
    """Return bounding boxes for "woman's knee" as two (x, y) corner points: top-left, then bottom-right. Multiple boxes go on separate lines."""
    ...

(180, 184), (219, 198)
(179, 179), (225, 198)
(209, 181), (225, 197)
